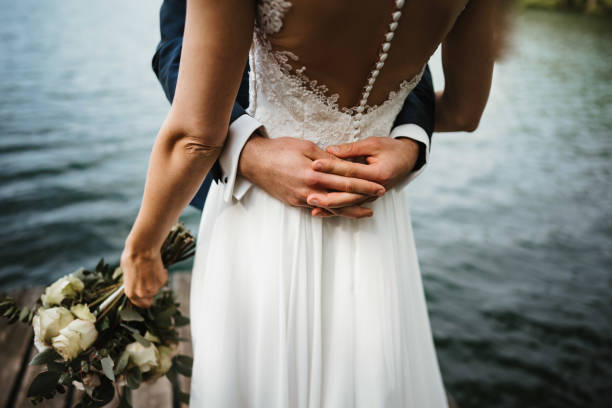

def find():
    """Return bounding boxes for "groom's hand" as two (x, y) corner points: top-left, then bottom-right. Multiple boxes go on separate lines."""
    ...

(308, 137), (421, 204)
(238, 136), (386, 219)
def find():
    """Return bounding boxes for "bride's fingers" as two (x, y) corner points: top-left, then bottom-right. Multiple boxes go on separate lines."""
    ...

(127, 293), (154, 309)
(329, 205), (373, 219)
(307, 171), (385, 196)
(312, 207), (334, 217)
(312, 158), (377, 181)
(307, 191), (374, 209)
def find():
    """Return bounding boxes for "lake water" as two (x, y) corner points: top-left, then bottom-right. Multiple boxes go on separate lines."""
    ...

(1, 2), (611, 407)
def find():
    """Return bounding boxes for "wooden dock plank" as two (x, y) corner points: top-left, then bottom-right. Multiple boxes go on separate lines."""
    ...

(172, 272), (192, 406)
(13, 346), (68, 408)
(1, 288), (41, 408)
(132, 377), (173, 408)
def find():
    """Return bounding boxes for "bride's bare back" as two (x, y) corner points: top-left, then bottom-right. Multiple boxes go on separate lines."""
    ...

(266, 0), (469, 109)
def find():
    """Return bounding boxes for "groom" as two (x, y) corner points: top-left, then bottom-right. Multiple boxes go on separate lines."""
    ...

(152, 0), (435, 217)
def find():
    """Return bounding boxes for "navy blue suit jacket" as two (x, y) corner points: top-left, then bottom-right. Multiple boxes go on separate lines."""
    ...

(152, 0), (435, 211)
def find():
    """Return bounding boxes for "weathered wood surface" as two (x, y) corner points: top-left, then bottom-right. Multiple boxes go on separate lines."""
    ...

(1, 272), (193, 408)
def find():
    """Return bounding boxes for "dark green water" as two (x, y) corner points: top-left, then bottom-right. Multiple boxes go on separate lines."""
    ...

(0, 2), (610, 407)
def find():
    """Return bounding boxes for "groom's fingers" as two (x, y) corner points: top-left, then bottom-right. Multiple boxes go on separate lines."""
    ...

(326, 139), (378, 159)
(307, 171), (385, 196)
(312, 158), (378, 182)
(307, 191), (373, 209)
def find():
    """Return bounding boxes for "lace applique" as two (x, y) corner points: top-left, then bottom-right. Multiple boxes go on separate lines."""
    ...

(254, 31), (425, 120)
(256, 0), (292, 35)
(249, 0), (426, 148)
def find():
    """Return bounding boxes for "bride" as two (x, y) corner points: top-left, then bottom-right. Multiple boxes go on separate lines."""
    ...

(121, 0), (506, 406)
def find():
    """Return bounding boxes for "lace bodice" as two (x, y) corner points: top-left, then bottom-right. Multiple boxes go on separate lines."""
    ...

(249, 0), (426, 148)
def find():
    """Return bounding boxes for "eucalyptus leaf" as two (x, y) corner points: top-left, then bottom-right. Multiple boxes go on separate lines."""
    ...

(178, 391), (190, 404)
(18, 307), (29, 322)
(27, 371), (61, 397)
(120, 323), (139, 334)
(120, 307), (144, 322)
(174, 355), (193, 377)
(118, 388), (133, 408)
(2, 306), (14, 317)
(91, 376), (115, 405)
(114, 350), (130, 375)
(174, 314), (190, 327)
(126, 367), (141, 389)
(165, 365), (179, 388)
(99, 316), (110, 331)
(46, 361), (65, 372)
(132, 332), (151, 347)
(29, 348), (61, 366)
(101, 356), (115, 381)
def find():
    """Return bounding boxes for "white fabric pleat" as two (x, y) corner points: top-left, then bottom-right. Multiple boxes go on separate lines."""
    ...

(189, 180), (448, 408)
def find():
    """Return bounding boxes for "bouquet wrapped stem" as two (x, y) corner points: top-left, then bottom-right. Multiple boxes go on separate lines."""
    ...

(0, 221), (196, 407)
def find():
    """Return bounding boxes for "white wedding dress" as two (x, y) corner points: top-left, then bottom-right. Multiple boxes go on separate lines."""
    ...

(189, 1), (449, 407)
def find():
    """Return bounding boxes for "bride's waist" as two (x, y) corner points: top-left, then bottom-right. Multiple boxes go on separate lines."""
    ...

(249, 105), (390, 148)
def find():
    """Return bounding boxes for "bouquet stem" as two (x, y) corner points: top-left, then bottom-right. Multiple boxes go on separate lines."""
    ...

(95, 284), (125, 320)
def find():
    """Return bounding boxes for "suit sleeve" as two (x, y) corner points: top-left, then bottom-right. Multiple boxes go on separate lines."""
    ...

(151, 0), (260, 209)
(390, 65), (435, 189)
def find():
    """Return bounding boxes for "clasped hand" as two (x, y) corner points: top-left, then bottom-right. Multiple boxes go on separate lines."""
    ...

(239, 135), (421, 218)
(121, 135), (420, 308)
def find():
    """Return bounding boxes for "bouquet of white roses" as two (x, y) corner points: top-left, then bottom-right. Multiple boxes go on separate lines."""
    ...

(0, 222), (195, 407)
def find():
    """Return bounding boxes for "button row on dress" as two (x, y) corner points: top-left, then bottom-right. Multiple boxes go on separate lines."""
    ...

(351, 0), (405, 140)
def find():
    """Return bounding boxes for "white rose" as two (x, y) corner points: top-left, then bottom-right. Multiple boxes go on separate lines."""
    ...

(32, 314), (49, 352)
(156, 345), (174, 375)
(35, 306), (75, 346)
(126, 341), (159, 373)
(51, 319), (98, 361)
(41, 274), (85, 307)
(144, 331), (160, 343)
(70, 304), (96, 323)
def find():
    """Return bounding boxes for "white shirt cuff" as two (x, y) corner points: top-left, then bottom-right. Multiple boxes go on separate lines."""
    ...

(219, 114), (263, 203)
(390, 124), (430, 190)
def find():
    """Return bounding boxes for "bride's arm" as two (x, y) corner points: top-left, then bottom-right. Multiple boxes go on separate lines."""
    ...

(122, 0), (255, 305)
(434, 0), (500, 132)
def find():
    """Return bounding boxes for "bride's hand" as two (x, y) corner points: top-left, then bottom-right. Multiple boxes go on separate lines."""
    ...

(120, 243), (168, 309)
(307, 137), (420, 213)
(238, 135), (385, 218)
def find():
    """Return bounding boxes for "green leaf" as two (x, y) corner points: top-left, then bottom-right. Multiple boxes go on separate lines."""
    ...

(114, 350), (130, 375)
(132, 332), (151, 347)
(120, 323), (139, 334)
(120, 307), (144, 322)
(2, 305), (14, 317)
(173, 314), (190, 327)
(18, 307), (29, 322)
(126, 367), (141, 389)
(99, 316), (110, 331)
(101, 356), (115, 381)
(178, 391), (190, 404)
(27, 371), (61, 397)
(118, 387), (133, 408)
(165, 366), (179, 388)
(174, 355), (193, 377)
(29, 348), (61, 366)
(91, 377), (115, 405)
(46, 361), (65, 372)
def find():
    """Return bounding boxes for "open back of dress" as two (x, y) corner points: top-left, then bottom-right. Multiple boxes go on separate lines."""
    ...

(188, 1), (455, 407)
(248, 0), (462, 147)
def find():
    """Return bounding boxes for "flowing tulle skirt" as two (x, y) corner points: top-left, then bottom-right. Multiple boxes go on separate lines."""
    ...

(188, 180), (448, 408)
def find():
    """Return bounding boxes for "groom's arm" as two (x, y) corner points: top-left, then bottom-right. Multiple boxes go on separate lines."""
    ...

(152, 0), (261, 209)
(389, 65), (435, 189)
